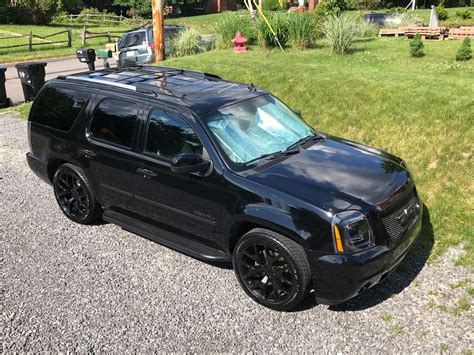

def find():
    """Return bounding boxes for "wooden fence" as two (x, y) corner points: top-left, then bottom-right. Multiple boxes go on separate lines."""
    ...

(53, 13), (151, 28)
(0, 29), (72, 51)
(81, 21), (152, 46)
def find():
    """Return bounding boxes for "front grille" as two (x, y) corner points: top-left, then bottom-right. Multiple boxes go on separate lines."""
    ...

(381, 191), (420, 245)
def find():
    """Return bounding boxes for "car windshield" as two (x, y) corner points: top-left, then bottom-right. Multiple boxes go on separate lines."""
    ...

(204, 95), (315, 166)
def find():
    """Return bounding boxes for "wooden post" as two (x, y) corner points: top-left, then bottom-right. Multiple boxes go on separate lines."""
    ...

(108, 32), (111, 43)
(258, 0), (262, 11)
(152, 0), (165, 61)
(28, 31), (32, 51)
(82, 26), (86, 47)
(67, 28), (72, 47)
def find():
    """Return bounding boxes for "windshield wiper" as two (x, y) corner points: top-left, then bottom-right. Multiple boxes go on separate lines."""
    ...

(242, 149), (300, 167)
(285, 133), (322, 151)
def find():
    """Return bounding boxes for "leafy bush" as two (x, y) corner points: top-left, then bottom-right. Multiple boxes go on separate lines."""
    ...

(287, 12), (318, 49)
(456, 9), (472, 20)
(323, 14), (358, 54)
(257, 13), (289, 48)
(15, 0), (58, 25)
(409, 33), (424, 57)
(213, 12), (257, 49)
(314, 0), (348, 18)
(170, 27), (205, 57)
(386, 6), (407, 13)
(435, 4), (449, 21)
(0, 0), (19, 24)
(263, 0), (285, 11)
(455, 37), (472, 61)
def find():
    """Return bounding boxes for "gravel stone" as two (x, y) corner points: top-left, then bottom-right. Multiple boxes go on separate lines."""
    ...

(1, 113), (472, 352)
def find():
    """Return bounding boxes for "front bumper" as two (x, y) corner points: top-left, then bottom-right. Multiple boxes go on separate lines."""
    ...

(306, 205), (422, 305)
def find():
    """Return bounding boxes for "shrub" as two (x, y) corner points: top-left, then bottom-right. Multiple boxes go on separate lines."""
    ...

(386, 6), (407, 13)
(287, 12), (318, 49)
(456, 9), (472, 20)
(455, 37), (472, 61)
(15, 0), (58, 25)
(263, 0), (285, 11)
(409, 33), (424, 57)
(257, 13), (289, 48)
(0, 0), (19, 24)
(323, 14), (358, 54)
(213, 12), (257, 49)
(435, 4), (449, 21)
(314, 0), (348, 18)
(170, 27), (205, 57)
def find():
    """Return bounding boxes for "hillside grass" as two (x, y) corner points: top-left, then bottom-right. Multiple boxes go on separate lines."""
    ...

(161, 38), (473, 268)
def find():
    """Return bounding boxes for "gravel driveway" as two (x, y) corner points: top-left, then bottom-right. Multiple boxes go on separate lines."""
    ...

(1, 113), (472, 352)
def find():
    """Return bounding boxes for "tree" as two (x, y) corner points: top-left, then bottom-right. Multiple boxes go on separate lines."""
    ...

(409, 33), (424, 58)
(455, 37), (472, 61)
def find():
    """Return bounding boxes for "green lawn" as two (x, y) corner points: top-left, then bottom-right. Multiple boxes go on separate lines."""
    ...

(162, 38), (473, 268)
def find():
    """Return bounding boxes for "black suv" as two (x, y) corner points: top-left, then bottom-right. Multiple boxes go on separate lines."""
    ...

(26, 66), (422, 311)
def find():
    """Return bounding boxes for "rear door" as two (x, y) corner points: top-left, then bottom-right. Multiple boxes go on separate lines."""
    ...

(82, 93), (147, 212)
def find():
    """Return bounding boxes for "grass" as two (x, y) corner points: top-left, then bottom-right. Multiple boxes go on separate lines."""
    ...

(4, 102), (32, 119)
(380, 312), (393, 322)
(390, 324), (405, 335)
(162, 38), (473, 268)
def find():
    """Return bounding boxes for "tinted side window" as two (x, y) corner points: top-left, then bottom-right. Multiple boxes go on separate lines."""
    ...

(90, 99), (138, 148)
(119, 31), (146, 49)
(145, 109), (202, 160)
(30, 86), (89, 131)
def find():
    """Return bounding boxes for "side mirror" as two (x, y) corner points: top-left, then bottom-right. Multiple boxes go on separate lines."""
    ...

(294, 109), (302, 117)
(170, 153), (210, 175)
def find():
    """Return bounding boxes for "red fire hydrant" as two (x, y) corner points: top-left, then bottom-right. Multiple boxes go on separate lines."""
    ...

(231, 31), (247, 53)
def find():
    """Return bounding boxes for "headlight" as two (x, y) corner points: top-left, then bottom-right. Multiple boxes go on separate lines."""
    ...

(331, 211), (374, 253)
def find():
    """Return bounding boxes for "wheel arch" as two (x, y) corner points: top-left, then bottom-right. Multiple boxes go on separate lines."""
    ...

(228, 205), (312, 254)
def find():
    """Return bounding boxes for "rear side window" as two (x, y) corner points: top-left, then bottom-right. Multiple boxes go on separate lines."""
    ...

(89, 99), (138, 148)
(119, 31), (146, 49)
(30, 86), (89, 131)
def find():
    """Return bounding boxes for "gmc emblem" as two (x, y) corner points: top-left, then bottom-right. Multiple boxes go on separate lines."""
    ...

(397, 203), (417, 228)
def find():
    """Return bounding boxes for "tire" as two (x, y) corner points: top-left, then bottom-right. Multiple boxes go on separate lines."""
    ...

(233, 228), (311, 311)
(53, 163), (102, 224)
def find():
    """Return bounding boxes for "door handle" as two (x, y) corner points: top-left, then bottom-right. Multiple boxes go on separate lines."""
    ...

(136, 168), (158, 178)
(79, 149), (97, 159)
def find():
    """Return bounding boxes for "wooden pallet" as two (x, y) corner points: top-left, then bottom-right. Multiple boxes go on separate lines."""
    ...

(448, 26), (474, 40)
(403, 26), (446, 40)
(379, 27), (406, 37)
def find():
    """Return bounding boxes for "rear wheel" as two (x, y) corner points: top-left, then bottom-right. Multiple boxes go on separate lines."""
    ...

(53, 163), (101, 224)
(233, 228), (311, 311)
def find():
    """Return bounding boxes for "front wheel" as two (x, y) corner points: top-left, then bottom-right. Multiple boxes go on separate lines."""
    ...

(233, 228), (311, 311)
(53, 163), (102, 224)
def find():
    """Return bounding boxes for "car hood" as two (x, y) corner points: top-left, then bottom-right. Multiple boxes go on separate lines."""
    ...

(247, 136), (410, 212)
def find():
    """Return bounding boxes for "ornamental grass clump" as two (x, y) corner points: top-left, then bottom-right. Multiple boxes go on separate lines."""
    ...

(455, 37), (472, 61)
(409, 33), (424, 58)
(323, 14), (358, 54)
(287, 12), (318, 50)
(170, 27), (205, 57)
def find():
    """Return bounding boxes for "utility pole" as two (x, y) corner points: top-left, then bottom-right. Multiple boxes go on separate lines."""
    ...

(152, 0), (165, 61)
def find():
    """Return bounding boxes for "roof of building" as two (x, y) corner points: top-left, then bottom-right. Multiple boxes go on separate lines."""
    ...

(59, 66), (266, 115)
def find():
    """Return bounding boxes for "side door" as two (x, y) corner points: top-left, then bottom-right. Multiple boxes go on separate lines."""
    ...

(132, 106), (223, 247)
(83, 95), (146, 212)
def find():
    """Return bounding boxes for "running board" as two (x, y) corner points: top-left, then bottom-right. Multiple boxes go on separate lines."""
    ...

(102, 210), (232, 262)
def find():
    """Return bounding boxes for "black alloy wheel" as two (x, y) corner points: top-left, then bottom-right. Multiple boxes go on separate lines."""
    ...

(53, 164), (101, 224)
(233, 229), (311, 311)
